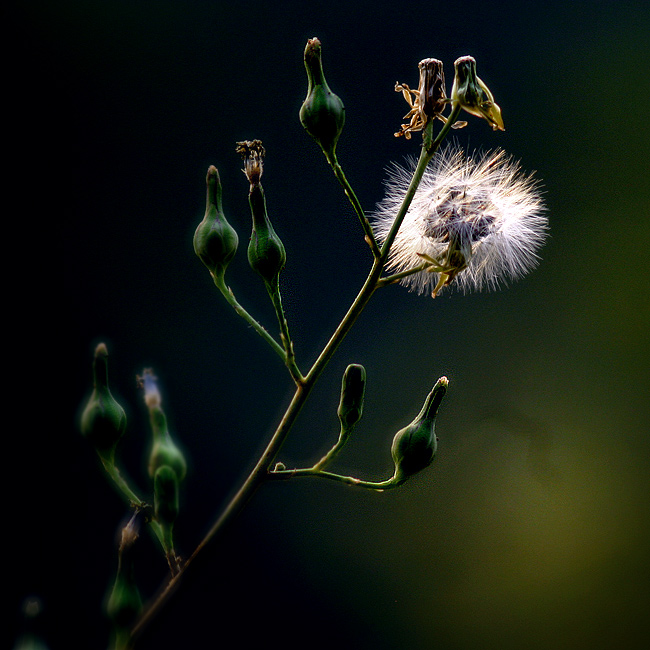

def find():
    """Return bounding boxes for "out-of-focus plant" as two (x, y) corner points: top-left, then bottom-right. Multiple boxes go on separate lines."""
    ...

(72, 38), (547, 649)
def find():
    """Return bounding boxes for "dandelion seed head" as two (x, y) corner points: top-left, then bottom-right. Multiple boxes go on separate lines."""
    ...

(372, 145), (548, 296)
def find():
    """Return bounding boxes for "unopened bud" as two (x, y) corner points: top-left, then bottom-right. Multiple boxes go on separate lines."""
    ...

(193, 166), (239, 282)
(337, 364), (366, 430)
(80, 343), (126, 465)
(299, 37), (345, 164)
(391, 377), (448, 484)
(154, 465), (179, 527)
(105, 514), (142, 631)
(140, 370), (187, 483)
(451, 56), (504, 131)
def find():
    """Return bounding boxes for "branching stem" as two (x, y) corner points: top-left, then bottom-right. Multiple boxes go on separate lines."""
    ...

(213, 274), (287, 362)
(130, 110), (458, 646)
(326, 152), (381, 259)
(267, 281), (304, 384)
(268, 466), (400, 491)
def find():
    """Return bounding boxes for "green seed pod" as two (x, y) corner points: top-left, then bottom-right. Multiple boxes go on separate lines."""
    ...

(154, 465), (179, 528)
(299, 37), (345, 164)
(451, 56), (504, 131)
(337, 364), (366, 430)
(391, 377), (448, 485)
(105, 516), (142, 632)
(140, 370), (187, 483)
(193, 165), (239, 282)
(80, 343), (126, 465)
(247, 182), (286, 290)
(235, 140), (287, 290)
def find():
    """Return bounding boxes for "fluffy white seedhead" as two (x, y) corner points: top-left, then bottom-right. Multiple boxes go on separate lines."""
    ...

(372, 145), (548, 296)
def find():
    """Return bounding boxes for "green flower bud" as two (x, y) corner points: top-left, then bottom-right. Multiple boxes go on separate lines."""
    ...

(247, 183), (286, 289)
(299, 37), (345, 163)
(391, 377), (448, 485)
(140, 369), (187, 483)
(154, 465), (180, 571)
(451, 56), (504, 131)
(154, 465), (179, 527)
(236, 141), (286, 289)
(80, 343), (126, 465)
(193, 165), (239, 283)
(337, 364), (366, 430)
(105, 515), (142, 632)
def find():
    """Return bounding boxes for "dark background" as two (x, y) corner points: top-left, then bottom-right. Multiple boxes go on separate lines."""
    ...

(10, 1), (650, 648)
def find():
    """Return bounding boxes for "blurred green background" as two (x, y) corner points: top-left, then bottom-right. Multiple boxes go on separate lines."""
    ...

(11, 1), (649, 648)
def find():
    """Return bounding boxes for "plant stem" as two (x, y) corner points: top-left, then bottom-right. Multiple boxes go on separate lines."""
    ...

(311, 426), (348, 471)
(267, 282), (304, 384)
(131, 111), (459, 645)
(100, 459), (145, 508)
(268, 466), (400, 490)
(379, 104), (461, 263)
(213, 274), (287, 362)
(326, 152), (381, 259)
(376, 261), (436, 287)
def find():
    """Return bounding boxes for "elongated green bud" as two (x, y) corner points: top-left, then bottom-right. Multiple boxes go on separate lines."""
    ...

(236, 140), (286, 289)
(337, 364), (366, 430)
(154, 465), (179, 527)
(299, 37), (345, 164)
(105, 515), (142, 633)
(391, 377), (448, 484)
(80, 343), (126, 465)
(194, 165), (239, 282)
(140, 369), (187, 483)
(154, 465), (180, 565)
(247, 184), (286, 288)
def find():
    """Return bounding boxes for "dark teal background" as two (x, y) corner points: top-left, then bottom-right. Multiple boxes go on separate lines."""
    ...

(11, 1), (650, 648)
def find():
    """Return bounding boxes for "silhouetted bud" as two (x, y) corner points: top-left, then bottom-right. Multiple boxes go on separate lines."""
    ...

(237, 141), (286, 289)
(105, 515), (142, 632)
(451, 56), (504, 131)
(154, 465), (179, 528)
(194, 165), (239, 282)
(299, 37), (345, 163)
(12, 598), (50, 650)
(80, 343), (126, 465)
(391, 377), (448, 484)
(140, 369), (187, 483)
(337, 364), (366, 430)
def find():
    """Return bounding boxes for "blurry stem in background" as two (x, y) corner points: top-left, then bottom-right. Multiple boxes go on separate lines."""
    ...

(130, 105), (456, 649)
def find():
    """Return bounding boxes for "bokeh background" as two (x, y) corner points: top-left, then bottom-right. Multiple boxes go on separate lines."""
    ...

(11, 1), (649, 648)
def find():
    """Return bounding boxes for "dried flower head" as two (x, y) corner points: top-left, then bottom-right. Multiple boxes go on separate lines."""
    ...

(394, 58), (469, 139)
(395, 58), (447, 139)
(372, 146), (547, 297)
(236, 139), (265, 185)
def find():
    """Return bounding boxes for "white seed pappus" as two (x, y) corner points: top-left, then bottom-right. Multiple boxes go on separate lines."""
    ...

(372, 145), (548, 296)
